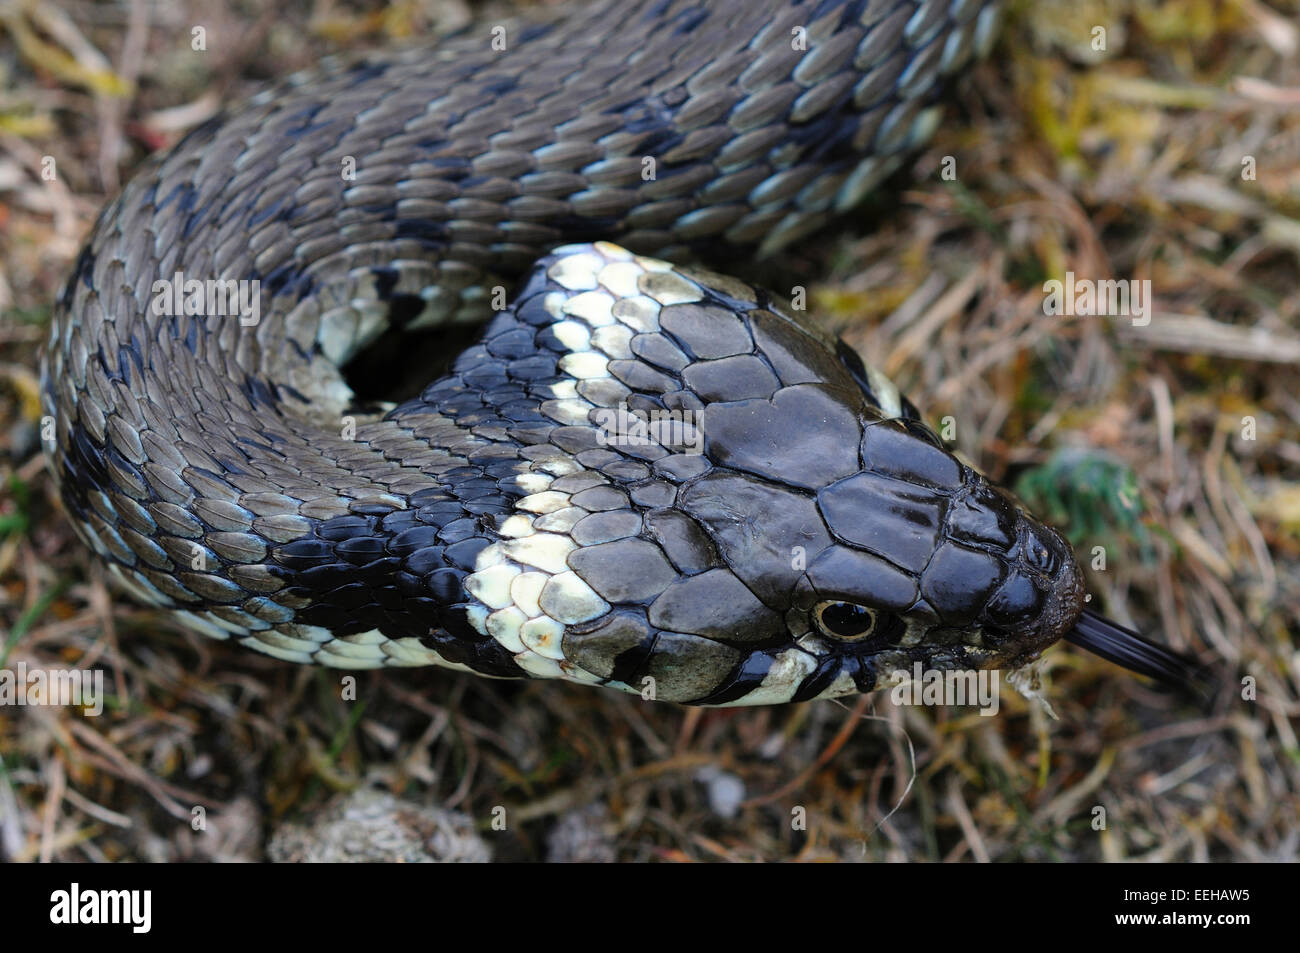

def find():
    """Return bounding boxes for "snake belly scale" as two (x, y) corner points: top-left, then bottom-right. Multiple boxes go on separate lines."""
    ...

(43, 0), (1144, 707)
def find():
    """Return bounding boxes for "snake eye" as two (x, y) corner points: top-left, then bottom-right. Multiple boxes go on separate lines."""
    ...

(814, 601), (878, 640)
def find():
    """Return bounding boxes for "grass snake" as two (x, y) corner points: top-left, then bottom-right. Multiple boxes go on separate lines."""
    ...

(40, 0), (1202, 706)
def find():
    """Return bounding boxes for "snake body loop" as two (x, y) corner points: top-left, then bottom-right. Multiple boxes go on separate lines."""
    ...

(42, 0), (1134, 706)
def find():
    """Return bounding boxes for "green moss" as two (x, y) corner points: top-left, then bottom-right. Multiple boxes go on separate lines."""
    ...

(1015, 448), (1153, 561)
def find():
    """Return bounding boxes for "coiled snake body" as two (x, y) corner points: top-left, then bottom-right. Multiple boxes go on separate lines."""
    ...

(42, 0), (1196, 705)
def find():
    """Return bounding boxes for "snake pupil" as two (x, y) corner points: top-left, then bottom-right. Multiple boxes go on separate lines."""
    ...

(817, 602), (877, 640)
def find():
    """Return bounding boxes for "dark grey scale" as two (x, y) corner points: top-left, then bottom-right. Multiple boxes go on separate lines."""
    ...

(485, 326), (540, 359)
(806, 546), (919, 613)
(436, 518), (481, 544)
(681, 355), (781, 402)
(416, 389), (485, 420)
(570, 486), (630, 511)
(618, 442), (673, 468)
(447, 407), (500, 430)
(622, 393), (664, 415)
(659, 391), (703, 416)
(643, 509), (719, 575)
(919, 541), (1008, 626)
(646, 568), (785, 643)
(628, 481), (676, 509)
(600, 460), (652, 483)
(629, 332), (691, 372)
(679, 471), (832, 612)
(547, 426), (606, 454)
(651, 452), (710, 483)
(859, 422), (963, 489)
(568, 538), (678, 604)
(700, 383), (863, 491)
(482, 458), (535, 482)
(570, 511), (642, 546)
(459, 494), (512, 515)
(657, 302), (754, 359)
(58, 419), (112, 522)
(484, 390), (542, 421)
(607, 360), (680, 394)
(446, 478), (500, 503)
(817, 470), (948, 573)
(551, 473), (606, 495)
(505, 355), (559, 381)
(746, 310), (851, 388)
(574, 448), (623, 470)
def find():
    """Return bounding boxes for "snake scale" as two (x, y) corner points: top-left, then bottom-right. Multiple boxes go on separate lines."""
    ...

(41, 0), (1200, 706)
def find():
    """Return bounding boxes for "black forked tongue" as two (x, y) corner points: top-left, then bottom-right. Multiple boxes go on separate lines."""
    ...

(1065, 609), (1213, 701)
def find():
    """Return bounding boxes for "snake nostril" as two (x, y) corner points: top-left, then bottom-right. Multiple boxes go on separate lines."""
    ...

(1020, 524), (1065, 576)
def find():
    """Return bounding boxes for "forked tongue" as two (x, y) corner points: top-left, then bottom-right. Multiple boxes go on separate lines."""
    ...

(1065, 609), (1213, 701)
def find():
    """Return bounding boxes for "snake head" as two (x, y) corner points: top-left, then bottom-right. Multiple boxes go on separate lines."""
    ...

(461, 243), (1088, 704)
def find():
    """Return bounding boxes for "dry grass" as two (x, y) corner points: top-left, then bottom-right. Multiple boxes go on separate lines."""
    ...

(0, 0), (1296, 862)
